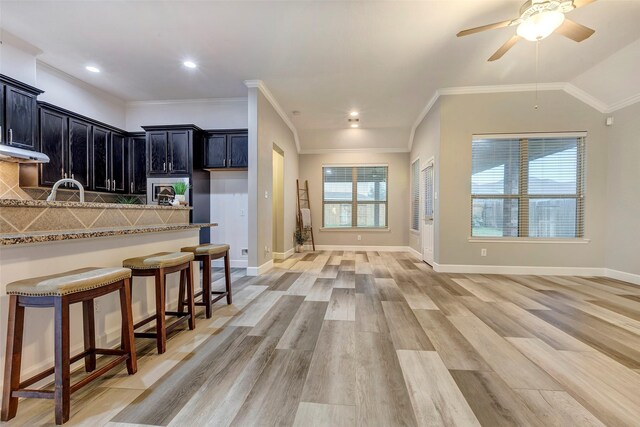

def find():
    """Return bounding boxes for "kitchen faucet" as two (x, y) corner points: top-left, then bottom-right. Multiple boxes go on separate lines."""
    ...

(47, 178), (85, 203)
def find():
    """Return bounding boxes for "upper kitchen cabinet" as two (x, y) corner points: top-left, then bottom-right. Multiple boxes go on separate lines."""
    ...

(0, 74), (44, 150)
(142, 125), (202, 176)
(203, 130), (248, 169)
(128, 134), (147, 194)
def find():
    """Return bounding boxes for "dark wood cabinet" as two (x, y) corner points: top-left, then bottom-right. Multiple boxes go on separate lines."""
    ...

(111, 133), (127, 193)
(1, 74), (43, 149)
(39, 108), (67, 187)
(92, 126), (110, 191)
(39, 103), (130, 193)
(143, 125), (200, 177)
(203, 130), (248, 169)
(68, 118), (90, 187)
(128, 135), (147, 194)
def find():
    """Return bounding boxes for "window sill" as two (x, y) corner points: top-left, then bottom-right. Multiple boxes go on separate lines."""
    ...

(468, 237), (591, 244)
(410, 229), (420, 235)
(320, 227), (390, 232)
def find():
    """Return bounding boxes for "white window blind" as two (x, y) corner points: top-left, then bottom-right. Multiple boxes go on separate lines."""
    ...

(411, 160), (419, 231)
(471, 135), (585, 238)
(323, 166), (388, 228)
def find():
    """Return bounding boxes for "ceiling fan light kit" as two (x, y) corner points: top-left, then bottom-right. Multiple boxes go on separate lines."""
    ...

(457, 0), (597, 61)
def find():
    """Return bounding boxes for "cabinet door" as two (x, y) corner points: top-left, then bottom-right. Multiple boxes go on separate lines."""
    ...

(4, 86), (37, 149)
(39, 108), (66, 186)
(92, 126), (110, 191)
(68, 118), (90, 188)
(168, 130), (190, 174)
(148, 132), (167, 174)
(111, 133), (126, 192)
(0, 85), (4, 142)
(130, 136), (147, 193)
(227, 133), (248, 168)
(205, 134), (227, 168)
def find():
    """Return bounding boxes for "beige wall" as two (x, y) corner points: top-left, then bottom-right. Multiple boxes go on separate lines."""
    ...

(434, 91), (607, 268)
(605, 102), (640, 276)
(409, 100), (441, 257)
(299, 152), (410, 248)
(272, 148), (285, 254)
(248, 90), (299, 269)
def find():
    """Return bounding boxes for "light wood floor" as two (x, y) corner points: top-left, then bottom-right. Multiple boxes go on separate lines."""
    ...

(4, 251), (640, 426)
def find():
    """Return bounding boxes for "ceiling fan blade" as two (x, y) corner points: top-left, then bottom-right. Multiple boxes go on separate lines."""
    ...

(457, 20), (514, 37)
(556, 19), (595, 42)
(488, 35), (521, 61)
(572, 0), (597, 9)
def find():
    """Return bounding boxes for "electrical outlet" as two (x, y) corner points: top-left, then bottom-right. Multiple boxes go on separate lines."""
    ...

(240, 209), (245, 216)
(241, 248), (248, 256)
(481, 248), (487, 257)
(264, 191), (269, 199)
(357, 235), (362, 241)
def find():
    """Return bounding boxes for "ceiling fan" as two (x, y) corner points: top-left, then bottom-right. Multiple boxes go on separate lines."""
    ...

(457, 0), (596, 61)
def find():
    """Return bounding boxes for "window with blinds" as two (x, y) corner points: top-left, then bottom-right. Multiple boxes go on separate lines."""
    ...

(323, 165), (388, 228)
(424, 163), (434, 220)
(471, 134), (585, 239)
(411, 160), (420, 231)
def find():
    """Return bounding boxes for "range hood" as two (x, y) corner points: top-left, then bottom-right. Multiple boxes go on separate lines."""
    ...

(0, 144), (49, 164)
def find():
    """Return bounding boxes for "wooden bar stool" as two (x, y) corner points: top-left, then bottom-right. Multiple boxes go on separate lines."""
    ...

(1, 267), (137, 425)
(181, 244), (232, 319)
(122, 252), (195, 354)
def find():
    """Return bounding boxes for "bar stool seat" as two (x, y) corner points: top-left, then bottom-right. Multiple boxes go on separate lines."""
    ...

(2, 267), (137, 425)
(181, 243), (232, 319)
(122, 252), (196, 354)
(122, 252), (194, 270)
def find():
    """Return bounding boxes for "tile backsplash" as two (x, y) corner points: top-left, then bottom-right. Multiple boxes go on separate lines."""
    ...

(0, 163), (32, 200)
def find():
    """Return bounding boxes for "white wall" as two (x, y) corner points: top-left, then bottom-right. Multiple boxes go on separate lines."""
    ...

(210, 171), (249, 267)
(126, 98), (248, 131)
(37, 62), (127, 128)
(299, 127), (410, 153)
(0, 31), (38, 85)
(605, 102), (640, 277)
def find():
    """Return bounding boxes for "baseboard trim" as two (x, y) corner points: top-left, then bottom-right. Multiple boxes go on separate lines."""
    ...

(431, 262), (605, 277)
(247, 260), (274, 276)
(406, 246), (422, 260)
(212, 259), (248, 268)
(604, 268), (640, 286)
(273, 248), (294, 260)
(315, 245), (410, 252)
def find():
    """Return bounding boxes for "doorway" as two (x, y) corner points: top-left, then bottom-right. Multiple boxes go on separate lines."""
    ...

(272, 145), (285, 258)
(422, 160), (434, 265)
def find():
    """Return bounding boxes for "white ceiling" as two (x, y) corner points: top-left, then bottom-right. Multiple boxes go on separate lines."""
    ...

(1, 0), (639, 134)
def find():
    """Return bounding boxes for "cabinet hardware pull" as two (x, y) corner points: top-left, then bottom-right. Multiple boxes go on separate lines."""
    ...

(113, 179), (116, 191)
(9, 129), (13, 144)
(163, 162), (166, 171)
(131, 182), (134, 194)
(169, 162), (172, 171)
(106, 179), (110, 191)
(71, 174), (74, 180)
(223, 158), (226, 167)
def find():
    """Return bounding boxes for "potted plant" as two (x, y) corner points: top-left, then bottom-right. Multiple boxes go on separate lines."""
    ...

(294, 228), (308, 253)
(172, 182), (190, 205)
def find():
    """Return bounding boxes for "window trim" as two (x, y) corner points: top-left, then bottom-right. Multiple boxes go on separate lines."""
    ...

(322, 164), (389, 229)
(470, 133), (586, 239)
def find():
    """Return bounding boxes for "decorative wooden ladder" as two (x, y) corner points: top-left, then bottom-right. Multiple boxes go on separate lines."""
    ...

(296, 179), (316, 251)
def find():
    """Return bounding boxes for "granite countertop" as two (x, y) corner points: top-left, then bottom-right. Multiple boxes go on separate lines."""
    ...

(0, 199), (191, 210)
(0, 223), (217, 245)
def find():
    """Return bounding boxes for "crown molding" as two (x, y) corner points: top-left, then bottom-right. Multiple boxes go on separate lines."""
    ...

(406, 81), (635, 150)
(300, 147), (409, 155)
(244, 79), (301, 153)
(126, 97), (247, 107)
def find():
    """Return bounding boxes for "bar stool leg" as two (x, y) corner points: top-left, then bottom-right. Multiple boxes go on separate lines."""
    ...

(119, 278), (137, 375)
(155, 268), (167, 354)
(82, 300), (96, 372)
(1, 295), (24, 422)
(203, 255), (212, 318)
(224, 251), (232, 305)
(187, 261), (196, 330)
(177, 269), (186, 314)
(54, 296), (70, 425)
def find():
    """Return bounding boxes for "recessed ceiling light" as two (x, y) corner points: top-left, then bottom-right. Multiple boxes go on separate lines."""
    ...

(351, 124), (359, 128)
(85, 66), (100, 73)
(183, 61), (197, 69)
(350, 111), (359, 117)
